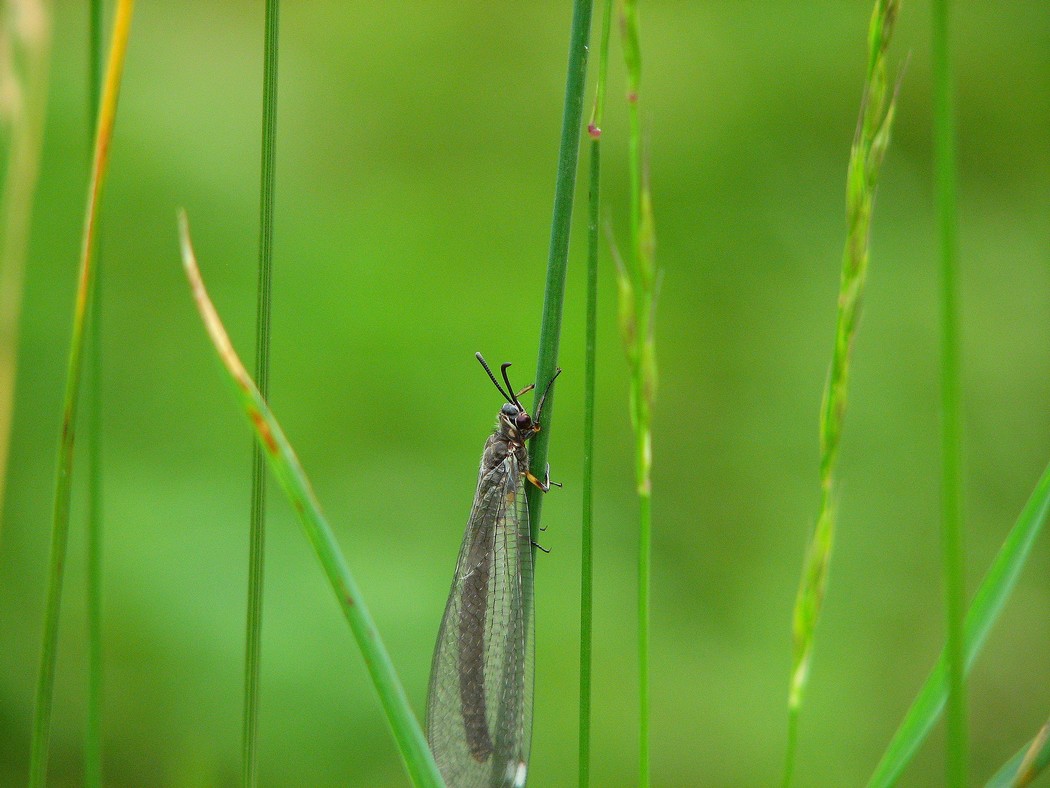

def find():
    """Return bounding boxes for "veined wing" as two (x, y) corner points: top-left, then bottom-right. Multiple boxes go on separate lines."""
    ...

(426, 451), (535, 788)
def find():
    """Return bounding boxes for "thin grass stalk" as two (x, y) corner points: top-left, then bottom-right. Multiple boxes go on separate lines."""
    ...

(578, 130), (599, 788)
(178, 214), (442, 786)
(524, 0), (594, 536)
(782, 2), (900, 784)
(578, 4), (612, 784)
(84, 1), (106, 784)
(0, 0), (53, 533)
(616, 1), (657, 783)
(29, 3), (134, 785)
(868, 460), (1050, 786)
(931, 0), (967, 782)
(242, 1), (280, 784)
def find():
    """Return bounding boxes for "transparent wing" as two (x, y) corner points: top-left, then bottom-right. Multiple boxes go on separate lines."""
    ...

(426, 452), (535, 788)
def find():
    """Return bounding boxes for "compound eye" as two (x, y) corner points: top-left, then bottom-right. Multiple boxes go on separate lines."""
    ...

(500, 403), (518, 418)
(515, 411), (532, 430)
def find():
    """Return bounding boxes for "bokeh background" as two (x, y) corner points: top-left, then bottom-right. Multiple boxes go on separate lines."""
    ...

(2, 2), (1048, 785)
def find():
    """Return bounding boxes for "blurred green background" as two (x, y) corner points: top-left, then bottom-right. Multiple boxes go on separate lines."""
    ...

(2, 2), (1049, 785)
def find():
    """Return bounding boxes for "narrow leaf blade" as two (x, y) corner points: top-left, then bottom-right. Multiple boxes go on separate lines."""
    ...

(177, 212), (443, 788)
(868, 462), (1050, 786)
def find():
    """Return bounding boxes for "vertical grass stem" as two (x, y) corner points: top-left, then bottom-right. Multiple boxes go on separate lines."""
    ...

(931, 0), (967, 784)
(242, 2), (280, 784)
(525, 0), (594, 535)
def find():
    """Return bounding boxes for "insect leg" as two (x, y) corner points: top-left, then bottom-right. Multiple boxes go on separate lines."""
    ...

(525, 463), (561, 493)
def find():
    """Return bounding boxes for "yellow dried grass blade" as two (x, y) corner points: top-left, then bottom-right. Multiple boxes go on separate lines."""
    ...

(29, 3), (135, 785)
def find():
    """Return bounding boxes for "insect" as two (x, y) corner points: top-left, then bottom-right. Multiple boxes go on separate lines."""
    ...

(425, 352), (561, 788)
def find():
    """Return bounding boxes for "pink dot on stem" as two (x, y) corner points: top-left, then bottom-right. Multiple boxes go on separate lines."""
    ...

(587, 123), (602, 139)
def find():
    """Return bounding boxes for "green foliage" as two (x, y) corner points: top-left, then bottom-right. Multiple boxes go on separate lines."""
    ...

(2, 4), (1048, 786)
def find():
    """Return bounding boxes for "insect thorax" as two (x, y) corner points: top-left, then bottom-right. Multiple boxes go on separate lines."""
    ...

(481, 431), (528, 477)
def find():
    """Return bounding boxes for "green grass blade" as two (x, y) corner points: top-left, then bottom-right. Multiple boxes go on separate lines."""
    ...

(579, 6), (611, 785)
(867, 461), (1050, 787)
(177, 213), (443, 788)
(29, 3), (135, 785)
(515, 3), (592, 776)
(985, 719), (1050, 788)
(932, 0), (967, 781)
(524, 0), (594, 536)
(242, 1), (280, 784)
(85, 1), (106, 785)
(784, 4), (900, 784)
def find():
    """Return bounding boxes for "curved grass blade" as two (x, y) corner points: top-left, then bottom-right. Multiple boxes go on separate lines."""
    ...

(28, 4), (135, 785)
(177, 213), (443, 787)
(985, 719), (1050, 788)
(868, 461), (1050, 787)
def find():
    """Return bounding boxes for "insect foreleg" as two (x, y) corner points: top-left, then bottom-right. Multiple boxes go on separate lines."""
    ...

(525, 463), (560, 493)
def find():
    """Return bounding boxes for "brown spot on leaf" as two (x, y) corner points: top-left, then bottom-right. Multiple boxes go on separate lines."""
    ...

(249, 408), (278, 454)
